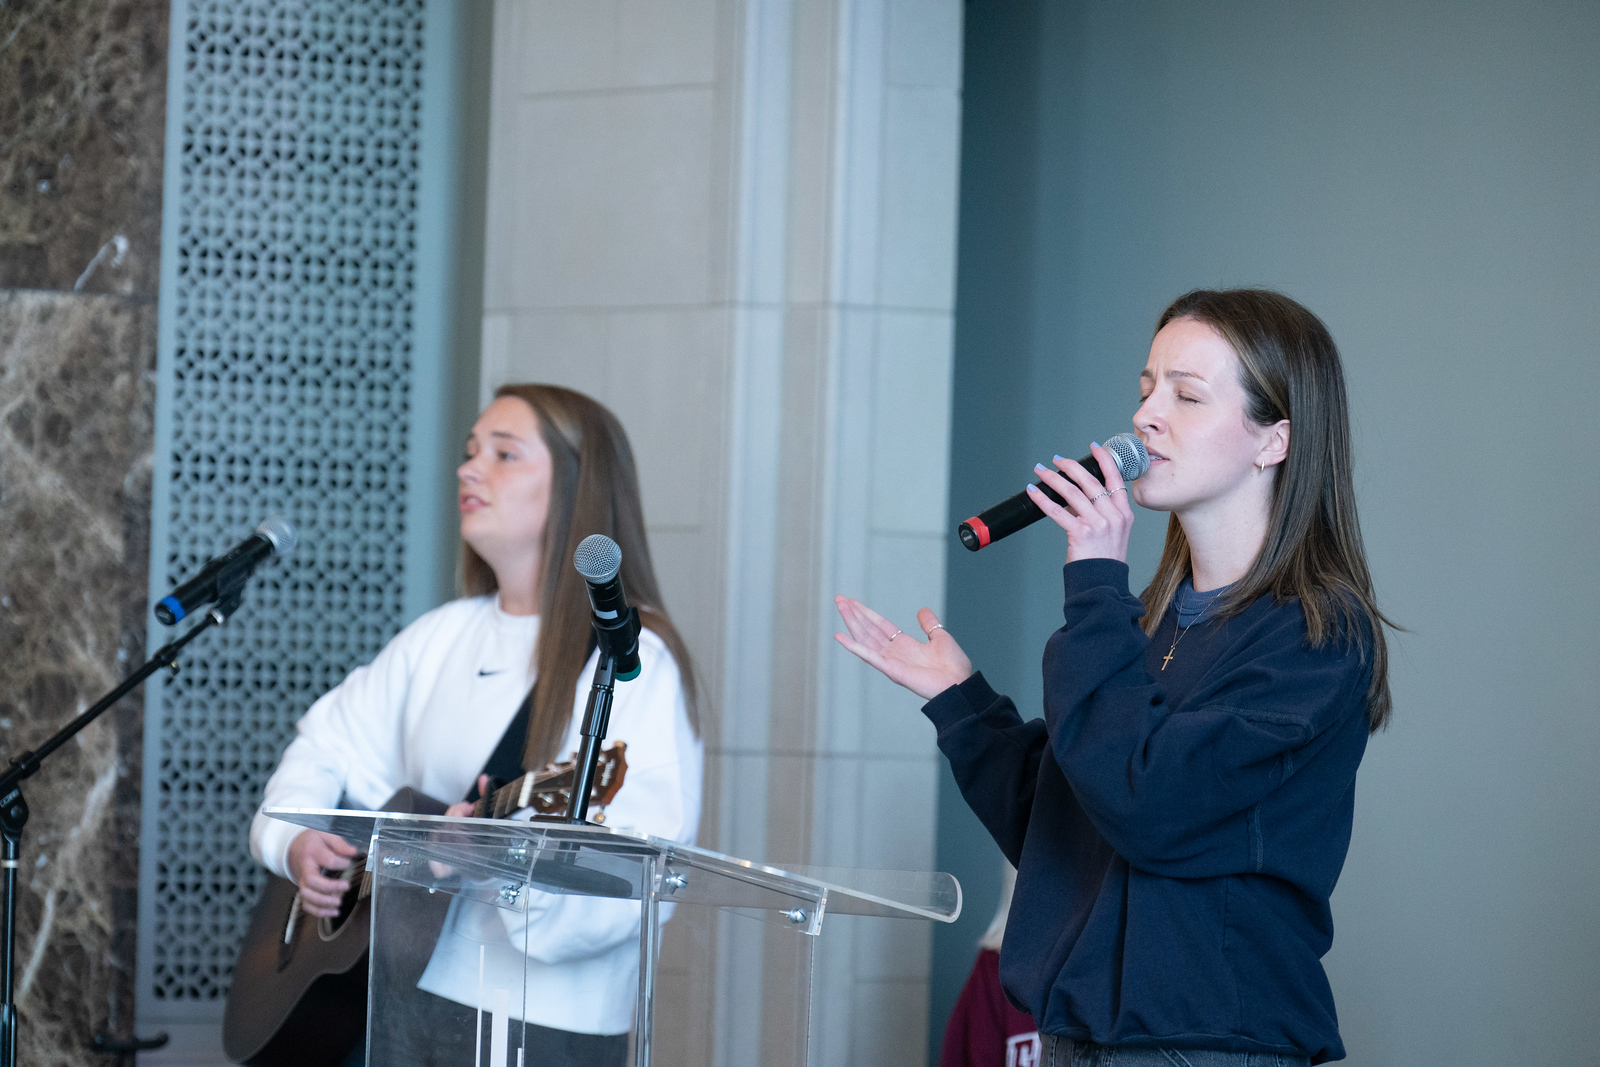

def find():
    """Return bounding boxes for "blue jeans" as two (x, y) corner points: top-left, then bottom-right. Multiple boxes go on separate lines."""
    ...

(1039, 1035), (1311, 1067)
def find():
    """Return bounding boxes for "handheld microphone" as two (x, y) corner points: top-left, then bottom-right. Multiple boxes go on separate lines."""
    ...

(573, 534), (642, 681)
(958, 434), (1149, 552)
(154, 517), (298, 624)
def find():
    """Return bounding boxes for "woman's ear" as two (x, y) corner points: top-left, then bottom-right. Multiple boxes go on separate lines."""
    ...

(1257, 419), (1290, 471)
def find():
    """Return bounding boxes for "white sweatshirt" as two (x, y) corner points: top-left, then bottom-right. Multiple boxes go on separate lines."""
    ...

(248, 595), (702, 1035)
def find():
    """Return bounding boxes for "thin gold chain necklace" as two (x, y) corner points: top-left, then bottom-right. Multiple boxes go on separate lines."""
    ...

(1160, 617), (1191, 670)
(1160, 588), (1202, 671)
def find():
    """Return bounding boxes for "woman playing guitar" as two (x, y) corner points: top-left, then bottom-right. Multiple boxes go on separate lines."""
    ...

(246, 384), (701, 1067)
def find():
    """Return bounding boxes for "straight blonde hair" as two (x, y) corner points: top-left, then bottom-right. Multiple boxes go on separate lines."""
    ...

(1141, 290), (1396, 732)
(461, 384), (699, 769)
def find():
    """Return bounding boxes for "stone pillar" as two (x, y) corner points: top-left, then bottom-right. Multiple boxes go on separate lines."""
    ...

(479, 1), (962, 1063)
(0, 0), (168, 1060)
(766, 8), (963, 1063)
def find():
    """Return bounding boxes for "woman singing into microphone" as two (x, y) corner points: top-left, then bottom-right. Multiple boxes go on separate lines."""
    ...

(835, 289), (1391, 1066)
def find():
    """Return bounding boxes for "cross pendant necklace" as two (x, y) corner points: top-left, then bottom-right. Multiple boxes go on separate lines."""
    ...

(1164, 620), (1190, 671)
(1162, 610), (1194, 670)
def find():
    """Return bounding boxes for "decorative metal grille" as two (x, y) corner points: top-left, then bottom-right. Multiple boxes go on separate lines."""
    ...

(144, 0), (424, 1004)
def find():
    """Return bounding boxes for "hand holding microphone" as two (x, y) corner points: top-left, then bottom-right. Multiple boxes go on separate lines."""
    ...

(958, 433), (1148, 551)
(836, 434), (1145, 705)
(1027, 441), (1139, 565)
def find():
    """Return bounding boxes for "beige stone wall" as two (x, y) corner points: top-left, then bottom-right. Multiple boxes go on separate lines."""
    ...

(478, 2), (962, 1063)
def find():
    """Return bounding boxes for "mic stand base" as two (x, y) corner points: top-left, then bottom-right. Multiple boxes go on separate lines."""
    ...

(91, 1030), (170, 1067)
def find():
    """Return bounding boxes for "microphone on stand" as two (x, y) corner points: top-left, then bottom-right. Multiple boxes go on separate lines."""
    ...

(153, 517), (297, 624)
(573, 534), (642, 681)
(958, 434), (1149, 551)
(564, 534), (641, 824)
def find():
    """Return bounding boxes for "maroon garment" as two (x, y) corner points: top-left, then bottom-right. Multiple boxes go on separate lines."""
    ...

(940, 949), (1041, 1067)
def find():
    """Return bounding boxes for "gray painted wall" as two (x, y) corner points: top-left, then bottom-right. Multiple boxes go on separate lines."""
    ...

(937, 2), (1600, 1063)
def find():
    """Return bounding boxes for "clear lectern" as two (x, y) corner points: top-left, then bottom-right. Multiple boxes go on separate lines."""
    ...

(265, 808), (961, 1066)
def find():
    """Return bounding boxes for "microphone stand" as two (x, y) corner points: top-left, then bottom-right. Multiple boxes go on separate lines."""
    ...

(0, 590), (242, 1067)
(563, 604), (639, 824)
(564, 647), (618, 825)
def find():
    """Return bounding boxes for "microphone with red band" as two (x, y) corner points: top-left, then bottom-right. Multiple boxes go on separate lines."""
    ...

(958, 434), (1149, 552)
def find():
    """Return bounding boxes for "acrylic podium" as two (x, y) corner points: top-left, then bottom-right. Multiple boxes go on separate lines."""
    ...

(264, 807), (962, 1067)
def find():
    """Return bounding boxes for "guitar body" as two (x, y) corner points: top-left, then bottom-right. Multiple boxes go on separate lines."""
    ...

(223, 788), (448, 1066)
(223, 745), (627, 1065)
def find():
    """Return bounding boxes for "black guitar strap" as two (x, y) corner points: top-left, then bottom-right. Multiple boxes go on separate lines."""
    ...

(466, 686), (535, 803)
(466, 633), (599, 803)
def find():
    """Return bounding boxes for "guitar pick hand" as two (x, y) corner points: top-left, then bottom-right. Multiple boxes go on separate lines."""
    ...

(286, 830), (359, 918)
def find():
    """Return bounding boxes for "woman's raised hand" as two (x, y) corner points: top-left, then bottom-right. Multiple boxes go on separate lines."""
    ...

(1027, 441), (1136, 564)
(833, 597), (973, 701)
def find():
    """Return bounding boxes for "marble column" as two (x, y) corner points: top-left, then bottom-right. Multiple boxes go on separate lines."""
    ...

(0, 0), (167, 1062)
(0, 0), (167, 297)
(0, 293), (156, 1061)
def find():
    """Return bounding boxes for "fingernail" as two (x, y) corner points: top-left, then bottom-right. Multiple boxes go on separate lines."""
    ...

(1035, 462), (1048, 472)
(1052, 454), (1064, 463)
(1092, 441), (1100, 448)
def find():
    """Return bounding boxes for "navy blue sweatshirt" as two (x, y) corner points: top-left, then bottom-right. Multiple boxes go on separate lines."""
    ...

(924, 559), (1370, 1063)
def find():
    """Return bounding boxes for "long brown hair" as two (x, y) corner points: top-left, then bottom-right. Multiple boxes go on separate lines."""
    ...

(461, 384), (699, 769)
(1140, 289), (1396, 731)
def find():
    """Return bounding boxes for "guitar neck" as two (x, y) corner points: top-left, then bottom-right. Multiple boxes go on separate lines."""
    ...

(469, 742), (627, 821)
(475, 769), (556, 820)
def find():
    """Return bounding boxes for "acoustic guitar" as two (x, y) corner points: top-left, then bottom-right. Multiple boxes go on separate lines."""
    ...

(223, 744), (628, 1066)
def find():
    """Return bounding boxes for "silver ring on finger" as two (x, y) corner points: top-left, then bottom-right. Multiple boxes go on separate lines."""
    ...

(888, 629), (904, 641)
(928, 623), (947, 634)
(1090, 490), (1111, 502)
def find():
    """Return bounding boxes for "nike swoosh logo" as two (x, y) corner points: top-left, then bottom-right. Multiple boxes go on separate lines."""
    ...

(477, 668), (507, 677)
